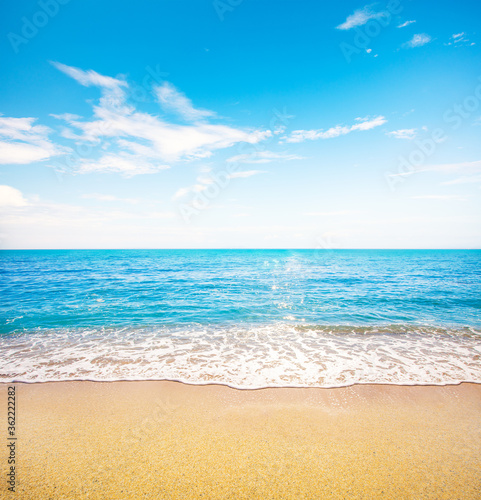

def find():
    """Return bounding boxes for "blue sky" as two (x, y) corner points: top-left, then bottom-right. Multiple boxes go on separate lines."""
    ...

(0, 0), (480, 248)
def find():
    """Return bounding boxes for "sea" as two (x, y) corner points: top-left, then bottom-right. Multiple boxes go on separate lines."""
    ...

(1, 249), (480, 388)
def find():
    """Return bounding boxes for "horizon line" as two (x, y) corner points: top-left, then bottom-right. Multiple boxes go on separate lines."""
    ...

(1, 248), (480, 251)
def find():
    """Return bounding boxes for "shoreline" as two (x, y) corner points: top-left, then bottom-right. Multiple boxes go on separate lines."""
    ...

(2, 381), (481, 499)
(3, 322), (480, 390)
(2, 378), (481, 389)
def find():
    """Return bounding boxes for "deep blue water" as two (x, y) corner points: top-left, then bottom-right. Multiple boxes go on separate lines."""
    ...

(1, 249), (480, 332)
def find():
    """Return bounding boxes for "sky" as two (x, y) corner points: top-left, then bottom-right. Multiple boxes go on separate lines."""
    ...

(0, 0), (480, 249)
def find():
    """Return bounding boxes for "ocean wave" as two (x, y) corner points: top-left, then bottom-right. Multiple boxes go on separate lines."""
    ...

(1, 323), (480, 388)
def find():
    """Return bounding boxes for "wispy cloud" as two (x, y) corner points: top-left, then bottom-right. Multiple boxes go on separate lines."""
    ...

(51, 61), (130, 112)
(445, 32), (475, 47)
(172, 187), (193, 201)
(365, 48), (378, 57)
(227, 151), (304, 164)
(228, 170), (265, 179)
(411, 195), (467, 201)
(77, 153), (168, 176)
(389, 160), (481, 178)
(51, 61), (126, 89)
(386, 128), (417, 140)
(50, 113), (81, 121)
(81, 193), (140, 204)
(441, 173), (481, 185)
(304, 210), (355, 216)
(336, 5), (387, 30)
(154, 82), (215, 122)
(172, 167), (265, 202)
(397, 20), (416, 28)
(404, 33), (432, 48)
(172, 168), (216, 201)
(0, 116), (65, 164)
(0, 188), (177, 241)
(172, 183), (213, 201)
(425, 160), (481, 172)
(283, 116), (386, 144)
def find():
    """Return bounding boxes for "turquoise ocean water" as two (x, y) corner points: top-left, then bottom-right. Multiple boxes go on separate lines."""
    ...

(1, 249), (480, 388)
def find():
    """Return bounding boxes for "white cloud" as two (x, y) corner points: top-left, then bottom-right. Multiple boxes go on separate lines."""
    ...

(283, 116), (386, 143)
(397, 20), (416, 28)
(228, 170), (265, 179)
(154, 82), (214, 122)
(0, 116), (64, 164)
(365, 47), (379, 57)
(51, 61), (130, 112)
(304, 210), (354, 216)
(441, 173), (481, 185)
(172, 187), (192, 201)
(0, 185), (28, 207)
(77, 109), (270, 163)
(148, 211), (176, 219)
(351, 116), (386, 130)
(81, 193), (140, 204)
(227, 151), (304, 164)
(426, 160), (481, 172)
(404, 33), (432, 48)
(0, 141), (52, 164)
(49, 63), (271, 175)
(411, 195), (467, 201)
(336, 5), (387, 30)
(386, 128), (417, 140)
(50, 113), (82, 121)
(171, 170), (215, 201)
(77, 153), (169, 176)
(390, 160), (481, 179)
(51, 62), (126, 90)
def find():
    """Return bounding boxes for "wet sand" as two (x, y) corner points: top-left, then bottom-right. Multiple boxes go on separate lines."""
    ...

(1, 381), (480, 499)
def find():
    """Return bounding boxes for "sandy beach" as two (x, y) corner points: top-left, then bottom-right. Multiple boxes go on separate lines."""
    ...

(1, 381), (480, 499)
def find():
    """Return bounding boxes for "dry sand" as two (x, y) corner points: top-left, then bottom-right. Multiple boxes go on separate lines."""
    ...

(1, 381), (480, 499)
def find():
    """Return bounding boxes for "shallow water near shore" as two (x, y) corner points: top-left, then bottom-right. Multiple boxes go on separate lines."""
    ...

(1, 249), (480, 387)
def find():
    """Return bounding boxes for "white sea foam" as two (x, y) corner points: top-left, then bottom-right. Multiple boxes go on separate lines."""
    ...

(1, 324), (480, 388)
